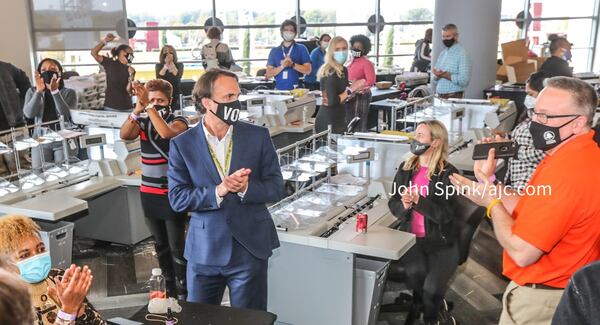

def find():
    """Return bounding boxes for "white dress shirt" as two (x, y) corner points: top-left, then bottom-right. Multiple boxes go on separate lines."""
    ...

(202, 119), (246, 205)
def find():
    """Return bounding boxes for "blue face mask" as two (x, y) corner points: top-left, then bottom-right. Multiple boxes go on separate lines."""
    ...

(16, 252), (51, 284)
(562, 48), (572, 61)
(334, 50), (348, 64)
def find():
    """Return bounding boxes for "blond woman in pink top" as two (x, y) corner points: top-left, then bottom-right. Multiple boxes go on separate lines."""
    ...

(387, 120), (461, 325)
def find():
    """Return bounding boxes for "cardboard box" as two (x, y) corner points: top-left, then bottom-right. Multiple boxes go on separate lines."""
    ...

(497, 39), (546, 84)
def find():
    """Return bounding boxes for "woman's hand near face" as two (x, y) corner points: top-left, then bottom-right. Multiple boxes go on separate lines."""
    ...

(132, 82), (149, 109)
(47, 74), (61, 92)
(165, 53), (173, 65)
(34, 72), (46, 93)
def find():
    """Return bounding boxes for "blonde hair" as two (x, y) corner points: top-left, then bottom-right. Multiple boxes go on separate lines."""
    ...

(317, 36), (347, 80)
(0, 215), (41, 256)
(403, 120), (449, 179)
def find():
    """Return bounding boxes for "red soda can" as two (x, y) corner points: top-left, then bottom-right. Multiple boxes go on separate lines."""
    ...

(356, 213), (368, 233)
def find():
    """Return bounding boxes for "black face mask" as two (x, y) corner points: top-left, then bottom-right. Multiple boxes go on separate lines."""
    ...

(351, 49), (362, 58)
(153, 104), (171, 118)
(529, 117), (578, 151)
(210, 99), (241, 125)
(41, 71), (58, 85)
(410, 140), (431, 156)
(443, 38), (455, 48)
(126, 53), (134, 64)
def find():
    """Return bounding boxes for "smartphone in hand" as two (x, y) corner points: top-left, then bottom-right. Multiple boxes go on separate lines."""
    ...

(472, 142), (518, 160)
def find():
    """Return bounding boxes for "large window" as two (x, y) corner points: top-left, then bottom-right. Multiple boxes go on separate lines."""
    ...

(33, 0), (600, 78)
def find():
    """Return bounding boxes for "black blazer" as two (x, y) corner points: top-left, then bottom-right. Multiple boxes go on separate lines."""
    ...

(388, 161), (459, 252)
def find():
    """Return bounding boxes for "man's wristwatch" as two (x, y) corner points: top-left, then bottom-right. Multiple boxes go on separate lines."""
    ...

(345, 87), (353, 96)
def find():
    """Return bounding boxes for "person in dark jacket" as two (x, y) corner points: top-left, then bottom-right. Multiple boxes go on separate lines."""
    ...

(539, 36), (573, 78)
(411, 28), (432, 72)
(0, 61), (29, 131)
(552, 261), (600, 325)
(0, 61), (31, 177)
(388, 120), (459, 325)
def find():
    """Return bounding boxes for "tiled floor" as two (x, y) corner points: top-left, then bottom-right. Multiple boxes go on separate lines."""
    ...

(74, 221), (507, 324)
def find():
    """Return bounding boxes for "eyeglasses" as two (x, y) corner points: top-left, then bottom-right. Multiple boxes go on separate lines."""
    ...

(530, 110), (580, 124)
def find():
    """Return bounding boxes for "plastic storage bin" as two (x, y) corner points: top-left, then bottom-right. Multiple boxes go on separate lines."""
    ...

(37, 220), (74, 270)
(353, 257), (389, 325)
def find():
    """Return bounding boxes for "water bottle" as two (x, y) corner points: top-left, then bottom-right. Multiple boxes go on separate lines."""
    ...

(149, 268), (166, 300)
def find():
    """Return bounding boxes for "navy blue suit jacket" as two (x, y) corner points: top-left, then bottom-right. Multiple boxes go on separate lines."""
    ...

(168, 121), (284, 266)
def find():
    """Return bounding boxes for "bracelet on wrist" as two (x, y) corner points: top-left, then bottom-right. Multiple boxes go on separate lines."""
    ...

(478, 174), (497, 185)
(486, 198), (502, 219)
(57, 310), (77, 321)
(129, 112), (140, 121)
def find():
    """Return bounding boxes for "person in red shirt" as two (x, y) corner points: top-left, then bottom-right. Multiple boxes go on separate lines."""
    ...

(450, 77), (600, 325)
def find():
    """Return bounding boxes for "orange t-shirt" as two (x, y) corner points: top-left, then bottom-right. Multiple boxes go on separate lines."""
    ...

(504, 131), (600, 288)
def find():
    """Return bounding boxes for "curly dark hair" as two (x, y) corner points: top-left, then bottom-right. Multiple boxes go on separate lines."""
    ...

(526, 71), (548, 93)
(349, 34), (371, 55)
(37, 58), (65, 89)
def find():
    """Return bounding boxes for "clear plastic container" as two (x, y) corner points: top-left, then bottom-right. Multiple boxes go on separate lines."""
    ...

(315, 183), (365, 197)
(149, 268), (167, 300)
(271, 209), (323, 230)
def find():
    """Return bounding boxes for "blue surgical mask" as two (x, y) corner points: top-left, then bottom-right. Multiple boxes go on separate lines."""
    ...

(562, 48), (572, 61)
(16, 252), (51, 284)
(334, 51), (348, 64)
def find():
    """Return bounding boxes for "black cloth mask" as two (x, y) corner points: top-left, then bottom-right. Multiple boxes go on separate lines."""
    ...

(443, 39), (455, 48)
(529, 117), (577, 151)
(153, 104), (171, 118)
(41, 71), (58, 85)
(126, 53), (134, 64)
(351, 49), (362, 58)
(410, 139), (431, 156)
(210, 99), (241, 125)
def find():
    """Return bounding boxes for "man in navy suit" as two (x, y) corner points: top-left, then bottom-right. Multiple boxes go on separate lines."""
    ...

(167, 69), (284, 310)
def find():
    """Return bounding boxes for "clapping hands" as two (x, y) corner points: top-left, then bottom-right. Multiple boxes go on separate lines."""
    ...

(48, 265), (93, 315)
(217, 168), (252, 197)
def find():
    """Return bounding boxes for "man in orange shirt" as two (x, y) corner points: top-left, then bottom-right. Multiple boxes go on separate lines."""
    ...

(450, 77), (600, 325)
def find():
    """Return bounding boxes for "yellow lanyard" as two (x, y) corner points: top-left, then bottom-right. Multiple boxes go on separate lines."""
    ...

(207, 130), (233, 178)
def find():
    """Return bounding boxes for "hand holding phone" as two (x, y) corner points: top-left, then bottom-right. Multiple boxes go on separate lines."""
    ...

(472, 141), (518, 160)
